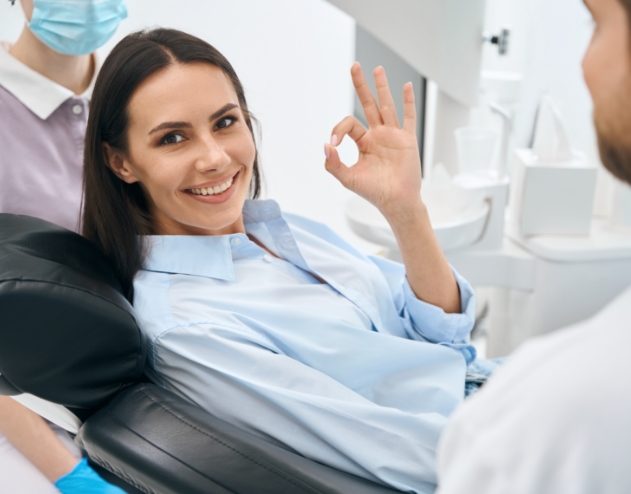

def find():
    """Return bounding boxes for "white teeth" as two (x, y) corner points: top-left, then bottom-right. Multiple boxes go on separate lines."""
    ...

(188, 177), (233, 196)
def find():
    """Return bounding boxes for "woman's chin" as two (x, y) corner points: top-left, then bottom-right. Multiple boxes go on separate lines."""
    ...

(174, 206), (246, 236)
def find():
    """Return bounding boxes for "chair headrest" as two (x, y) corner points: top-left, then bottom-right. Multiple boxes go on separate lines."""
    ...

(0, 214), (147, 411)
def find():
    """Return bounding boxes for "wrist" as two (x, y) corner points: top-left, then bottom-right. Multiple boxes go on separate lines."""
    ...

(380, 199), (429, 231)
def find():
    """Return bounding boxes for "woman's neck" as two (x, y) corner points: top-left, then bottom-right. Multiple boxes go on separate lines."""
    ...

(9, 26), (94, 95)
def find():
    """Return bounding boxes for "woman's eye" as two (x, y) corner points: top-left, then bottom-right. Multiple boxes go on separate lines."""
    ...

(161, 133), (184, 145)
(216, 116), (237, 130)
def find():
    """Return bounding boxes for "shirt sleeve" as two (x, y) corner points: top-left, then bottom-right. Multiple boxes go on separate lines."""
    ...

(369, 255), (476, 364)
(149, 322), (446, 494)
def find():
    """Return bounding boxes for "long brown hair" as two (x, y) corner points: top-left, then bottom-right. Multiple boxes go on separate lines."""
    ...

(82, 28), (261, 300)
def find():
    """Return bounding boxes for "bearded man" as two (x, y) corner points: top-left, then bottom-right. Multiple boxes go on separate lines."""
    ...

(436, 0), (631, 492)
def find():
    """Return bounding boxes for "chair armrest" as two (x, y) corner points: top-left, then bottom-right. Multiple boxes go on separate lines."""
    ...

(76, 383), (403, 494)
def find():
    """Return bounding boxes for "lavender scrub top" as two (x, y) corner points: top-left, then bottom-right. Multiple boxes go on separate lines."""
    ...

(0, 42), (96, 232)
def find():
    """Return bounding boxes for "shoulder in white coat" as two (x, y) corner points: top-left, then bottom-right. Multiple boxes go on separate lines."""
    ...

(436, 286), (631, 494)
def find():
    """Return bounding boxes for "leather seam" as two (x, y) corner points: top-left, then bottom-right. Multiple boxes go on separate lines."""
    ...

(101, 406), (232, 493)
(137, 386), (321, 494)
(86, 455), (155, 494)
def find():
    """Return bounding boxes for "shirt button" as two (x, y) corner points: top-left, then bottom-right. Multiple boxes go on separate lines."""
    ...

(263, 255), (273, 263)
(72, 104), (83, 115)
(231, 237), (241, 246)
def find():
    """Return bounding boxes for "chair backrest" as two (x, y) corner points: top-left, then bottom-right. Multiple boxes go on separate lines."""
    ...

(0, 214), (146, 416)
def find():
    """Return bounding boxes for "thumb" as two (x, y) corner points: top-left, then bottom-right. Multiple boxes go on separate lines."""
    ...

(324, 143), (354, 189)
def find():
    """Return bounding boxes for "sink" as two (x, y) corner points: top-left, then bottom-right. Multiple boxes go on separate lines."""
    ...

(345, 195), (490, 252)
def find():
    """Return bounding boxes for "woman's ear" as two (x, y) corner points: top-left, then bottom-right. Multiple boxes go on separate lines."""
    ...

(103, 143), (139, 184)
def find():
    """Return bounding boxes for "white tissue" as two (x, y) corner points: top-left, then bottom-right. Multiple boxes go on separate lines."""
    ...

(532, 95), (573, 163)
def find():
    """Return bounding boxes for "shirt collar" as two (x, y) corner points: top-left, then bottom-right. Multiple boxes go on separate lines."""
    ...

(142, 199), (286, 281)
(242, 198), (283, 224)
(0, 41), (97, 120)
(144, 234), (238, 281)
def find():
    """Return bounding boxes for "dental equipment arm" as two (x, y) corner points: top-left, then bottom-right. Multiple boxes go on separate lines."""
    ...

(325, 63), (461, 314)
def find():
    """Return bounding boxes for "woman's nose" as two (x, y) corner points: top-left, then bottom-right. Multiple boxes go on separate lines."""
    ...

(195, 136), (231, 172)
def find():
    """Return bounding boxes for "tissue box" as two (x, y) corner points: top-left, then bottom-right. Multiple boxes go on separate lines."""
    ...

(509, 149), (597, 236)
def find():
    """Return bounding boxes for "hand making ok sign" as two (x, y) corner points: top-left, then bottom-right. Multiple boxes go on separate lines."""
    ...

(324, 62), (422, 220)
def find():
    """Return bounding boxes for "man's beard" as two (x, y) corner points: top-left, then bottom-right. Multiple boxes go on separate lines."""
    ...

(594, 84), (631, 185)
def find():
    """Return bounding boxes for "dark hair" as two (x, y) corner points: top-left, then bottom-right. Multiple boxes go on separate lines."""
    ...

(82, 28), (261, 300)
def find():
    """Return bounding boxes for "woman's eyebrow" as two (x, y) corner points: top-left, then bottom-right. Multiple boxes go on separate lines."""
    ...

(148, 121), (191, 135)
(147, 104), (239, 136)
(211, 103), (239, 120)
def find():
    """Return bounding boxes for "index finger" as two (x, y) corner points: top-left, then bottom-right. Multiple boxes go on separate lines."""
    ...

(351, 62), (383, 128)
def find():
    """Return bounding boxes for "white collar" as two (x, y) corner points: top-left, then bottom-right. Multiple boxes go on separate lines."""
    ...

(0, 41), (97, 120)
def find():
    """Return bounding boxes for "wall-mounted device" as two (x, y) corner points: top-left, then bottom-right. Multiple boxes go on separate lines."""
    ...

(483, 27), (511, 55)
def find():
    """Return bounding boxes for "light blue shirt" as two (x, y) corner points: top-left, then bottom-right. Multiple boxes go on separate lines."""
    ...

(133, 199), (476, 493)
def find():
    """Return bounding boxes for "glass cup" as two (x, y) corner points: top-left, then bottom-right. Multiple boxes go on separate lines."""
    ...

(454, 127), (500, 176)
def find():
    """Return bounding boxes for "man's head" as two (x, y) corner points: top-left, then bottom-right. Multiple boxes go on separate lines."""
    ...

(583, 0), (631, 184)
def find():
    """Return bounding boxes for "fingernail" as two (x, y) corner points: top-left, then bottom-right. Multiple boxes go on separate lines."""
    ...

(324, 143), (331, 160)
(330, 134), (338, 147)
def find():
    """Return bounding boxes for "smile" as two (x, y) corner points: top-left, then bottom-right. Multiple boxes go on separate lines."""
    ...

(183, 171), (240, 205)
(187, 177), (233, 196)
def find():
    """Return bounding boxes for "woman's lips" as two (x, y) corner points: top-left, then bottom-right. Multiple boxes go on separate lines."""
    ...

(184, 171), (239, 204)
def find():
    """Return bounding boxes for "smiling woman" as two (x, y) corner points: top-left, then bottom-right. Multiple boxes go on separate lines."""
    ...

(80, 27), (488, 494)
(82, 29), (261, 297)
(104, 63), (256, 236)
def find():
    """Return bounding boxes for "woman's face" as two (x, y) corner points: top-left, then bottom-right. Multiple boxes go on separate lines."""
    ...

(107, 62), (256, 236)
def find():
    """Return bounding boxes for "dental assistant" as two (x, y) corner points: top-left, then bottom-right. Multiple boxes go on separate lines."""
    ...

(0, 0), (127, 229)
(0, 0), (128, 493)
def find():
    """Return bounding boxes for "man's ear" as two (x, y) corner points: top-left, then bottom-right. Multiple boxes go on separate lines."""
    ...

(103, 143), (139, 184)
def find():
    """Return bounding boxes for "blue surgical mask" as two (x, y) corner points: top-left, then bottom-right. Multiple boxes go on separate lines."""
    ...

(28, 0), (128, 56)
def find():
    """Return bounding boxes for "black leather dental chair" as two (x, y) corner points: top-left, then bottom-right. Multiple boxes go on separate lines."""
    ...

(0, 214), (404, 494)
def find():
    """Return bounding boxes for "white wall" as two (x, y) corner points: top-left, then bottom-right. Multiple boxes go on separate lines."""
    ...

(0, 1), (24, 40)
(483, 0), (594, 147)
(481, 0), (619, 214)
(0, 0), (376, 250)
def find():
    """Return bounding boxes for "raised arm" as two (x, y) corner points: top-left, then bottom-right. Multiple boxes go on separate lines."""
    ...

(324, 63), (460, 313)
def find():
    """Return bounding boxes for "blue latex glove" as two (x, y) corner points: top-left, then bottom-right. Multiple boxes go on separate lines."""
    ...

(54, 458), (127, 494)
